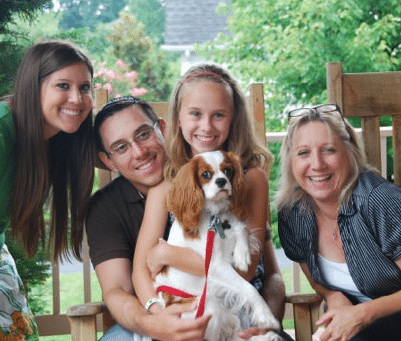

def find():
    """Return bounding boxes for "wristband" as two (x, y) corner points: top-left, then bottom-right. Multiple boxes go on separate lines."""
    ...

(144, 297), (164, 311)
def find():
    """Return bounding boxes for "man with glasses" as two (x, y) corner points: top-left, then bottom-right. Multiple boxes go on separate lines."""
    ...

(86, 97), (211, 340)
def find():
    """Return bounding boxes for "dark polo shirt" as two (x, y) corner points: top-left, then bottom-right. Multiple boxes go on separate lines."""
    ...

(86, 176), (145, 268)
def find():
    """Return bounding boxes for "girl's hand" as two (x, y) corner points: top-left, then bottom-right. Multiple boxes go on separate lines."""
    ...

(147, 239), (169, 279)
(317, 304), (371, 341)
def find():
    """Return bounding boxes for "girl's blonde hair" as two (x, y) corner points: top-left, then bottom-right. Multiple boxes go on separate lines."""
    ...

(164, 64), (273, 179)
(274, 109), (372, 213)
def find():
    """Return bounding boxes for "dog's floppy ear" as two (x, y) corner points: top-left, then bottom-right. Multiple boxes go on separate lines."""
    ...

(166, 157), (204, 238)
(225, 152), (250, 221)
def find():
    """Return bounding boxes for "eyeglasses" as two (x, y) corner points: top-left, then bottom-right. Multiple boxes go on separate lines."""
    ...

(107, 122), (158, 156)
(288, 104), (343, 121)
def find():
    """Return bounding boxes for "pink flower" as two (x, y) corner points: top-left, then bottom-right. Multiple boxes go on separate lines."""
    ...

(116, 59), (128, 70)
(132, 87), (148, 96)
(103, 83), (113, 92)
(104, 69), (116, 80)
(125, 71), (139, 81)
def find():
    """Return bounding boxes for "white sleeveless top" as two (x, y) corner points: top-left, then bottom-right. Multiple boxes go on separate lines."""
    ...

(318, 254), (371, 303)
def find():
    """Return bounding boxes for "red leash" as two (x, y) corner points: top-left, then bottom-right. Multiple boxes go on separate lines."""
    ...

(195, 229), (215, 318)
(157, 215), (224, 318)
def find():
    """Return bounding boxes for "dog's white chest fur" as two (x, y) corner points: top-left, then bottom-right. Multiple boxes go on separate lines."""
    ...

(154, 151), (283, 341)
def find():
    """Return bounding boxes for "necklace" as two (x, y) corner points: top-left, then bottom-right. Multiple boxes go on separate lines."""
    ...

(316, 206), (338, 240)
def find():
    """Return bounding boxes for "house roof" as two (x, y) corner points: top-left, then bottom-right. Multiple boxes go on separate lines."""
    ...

(163, 0), (231, 50)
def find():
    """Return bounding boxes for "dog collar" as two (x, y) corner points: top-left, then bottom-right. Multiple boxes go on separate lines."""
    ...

(210, 215), (225, 239)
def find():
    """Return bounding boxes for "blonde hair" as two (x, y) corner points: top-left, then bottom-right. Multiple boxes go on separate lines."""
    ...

(274, 110), (372, 212)
(164, 64), (273, 179)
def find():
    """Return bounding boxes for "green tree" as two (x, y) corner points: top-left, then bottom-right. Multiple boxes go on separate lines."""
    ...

(0, 0), (52, 35)
(0, 0), (53, 96)
(58, 0), (128, 30)
(127, 0), (165, 44)
(108, 11), (173, 101)
(199, 0), (401, 125)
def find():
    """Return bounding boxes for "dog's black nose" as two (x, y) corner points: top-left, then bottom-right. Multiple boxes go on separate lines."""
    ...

(216, 178), (227, 188)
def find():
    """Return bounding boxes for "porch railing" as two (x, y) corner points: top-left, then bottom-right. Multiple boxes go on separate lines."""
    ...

(34, 126), (393, 336)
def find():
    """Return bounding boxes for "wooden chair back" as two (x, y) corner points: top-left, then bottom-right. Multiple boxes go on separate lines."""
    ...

(327, 62), (401, 186)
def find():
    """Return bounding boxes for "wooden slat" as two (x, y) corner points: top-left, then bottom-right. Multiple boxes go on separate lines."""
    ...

(149, 102), (169, 120)
(52, 261), (60, 314)
(83, 232), (91, 303)
(249, 83), (266, 147)
(393, 115), (401, 186)
(36, 314), (71, 336)
(361, 116), (381, 172)
(326, 62), (343, 110)
(342, 72), (401, 118)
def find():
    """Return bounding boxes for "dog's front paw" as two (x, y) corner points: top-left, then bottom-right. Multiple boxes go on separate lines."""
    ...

(251, 305), (281, 333)
(249, 331), (283, 341)
(232, 241), (251, 271)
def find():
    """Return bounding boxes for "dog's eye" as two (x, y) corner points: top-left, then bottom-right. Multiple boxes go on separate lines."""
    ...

(223, 168), (232, 177)
(202, 171), (212, 179)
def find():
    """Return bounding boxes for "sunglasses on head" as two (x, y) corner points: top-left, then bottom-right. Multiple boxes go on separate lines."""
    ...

(288, 104), (343, 122)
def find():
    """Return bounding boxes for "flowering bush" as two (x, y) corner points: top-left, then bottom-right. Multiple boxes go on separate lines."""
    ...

(93, 59), (148, 98)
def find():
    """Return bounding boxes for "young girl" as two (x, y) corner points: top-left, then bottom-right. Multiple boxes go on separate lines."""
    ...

(133, 64), (281, 336)
(0, 40), (95, 339)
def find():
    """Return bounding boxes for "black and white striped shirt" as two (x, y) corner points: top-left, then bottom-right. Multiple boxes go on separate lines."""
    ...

(279, 171), (401, 299)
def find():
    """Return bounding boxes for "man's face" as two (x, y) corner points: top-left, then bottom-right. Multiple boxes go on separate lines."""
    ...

(99, 106), (166, 195)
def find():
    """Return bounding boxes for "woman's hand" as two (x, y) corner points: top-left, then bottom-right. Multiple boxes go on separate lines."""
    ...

(147, 239), (169, 279)
(237, 326), (280, 339)
(317, 303), (372, 341)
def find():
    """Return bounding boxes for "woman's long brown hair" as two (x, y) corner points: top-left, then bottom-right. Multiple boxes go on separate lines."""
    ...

(10, 41), (95, 261)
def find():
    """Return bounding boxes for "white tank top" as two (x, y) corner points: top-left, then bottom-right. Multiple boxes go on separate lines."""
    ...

(318, 254), (371, 303)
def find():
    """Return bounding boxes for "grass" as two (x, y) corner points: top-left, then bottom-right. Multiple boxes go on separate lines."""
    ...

(31, 271), (103, 340)
(33, 261), (314, 339)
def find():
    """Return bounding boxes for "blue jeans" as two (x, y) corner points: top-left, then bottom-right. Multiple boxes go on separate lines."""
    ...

(100, 324), (151, 341)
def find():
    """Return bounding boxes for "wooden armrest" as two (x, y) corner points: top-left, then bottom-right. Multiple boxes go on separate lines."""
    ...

(285, 293), (323, 341)
(285, 293), (323, 305)
(67, 302), (108, 341)
(67, 302), (107, 317)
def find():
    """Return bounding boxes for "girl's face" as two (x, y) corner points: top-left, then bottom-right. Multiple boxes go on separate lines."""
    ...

(41, 62), (92, 140)
(178, 80), (234, 155)
(291, 121), (351, 206)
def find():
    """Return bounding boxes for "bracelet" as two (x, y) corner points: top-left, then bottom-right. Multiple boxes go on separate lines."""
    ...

(144, 297), (164, 311)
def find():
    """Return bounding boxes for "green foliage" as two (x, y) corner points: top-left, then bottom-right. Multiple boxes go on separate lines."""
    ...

(9, 10), (62, 43)
(108, 11), (173, 101)
(0, 0), (52, 35)
(199, 0), (401, 120)
(0, 1), (54, 97)
(5, 230), (51, 315)
(58, 0), (128, 30)
(127, 0), (166, 44)
(0, 38), (25, 97)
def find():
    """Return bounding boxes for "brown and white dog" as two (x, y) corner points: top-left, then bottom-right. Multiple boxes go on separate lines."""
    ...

(154, 150), (282, 341)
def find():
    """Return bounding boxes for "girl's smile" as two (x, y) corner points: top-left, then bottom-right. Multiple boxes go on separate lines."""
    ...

(178, 80), (234, 155)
